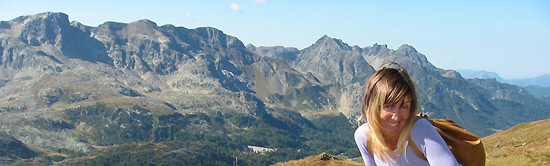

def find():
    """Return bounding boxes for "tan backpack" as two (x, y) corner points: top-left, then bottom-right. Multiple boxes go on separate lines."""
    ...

(366, 113), (486, 166)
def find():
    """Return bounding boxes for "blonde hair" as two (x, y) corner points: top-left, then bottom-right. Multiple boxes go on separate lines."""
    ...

(356, 64), (418, 161)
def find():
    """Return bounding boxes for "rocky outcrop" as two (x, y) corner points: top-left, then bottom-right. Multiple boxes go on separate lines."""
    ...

(247, 43), (299, 64)
(294, 35), (375, 86)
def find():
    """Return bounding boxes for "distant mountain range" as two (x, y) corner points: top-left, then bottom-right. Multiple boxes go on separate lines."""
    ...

(459, 69), (550, 87)
(1, 12), (549, 165)
(459, 70), (550, 102)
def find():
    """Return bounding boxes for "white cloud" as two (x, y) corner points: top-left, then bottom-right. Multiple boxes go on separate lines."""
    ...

(229, 3), (243, 12)
(254, 0), (267, 5)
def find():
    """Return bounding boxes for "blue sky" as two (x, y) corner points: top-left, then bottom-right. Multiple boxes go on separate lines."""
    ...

(1, 0), (549, 79)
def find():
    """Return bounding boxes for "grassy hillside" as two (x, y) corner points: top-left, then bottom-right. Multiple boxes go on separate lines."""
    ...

(274, 153), (363, 166)
(483, 119), (550, 166)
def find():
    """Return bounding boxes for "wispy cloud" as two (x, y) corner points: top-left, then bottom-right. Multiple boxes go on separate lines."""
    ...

(229, 3), (243, 12)
(254, 0), (267, 5)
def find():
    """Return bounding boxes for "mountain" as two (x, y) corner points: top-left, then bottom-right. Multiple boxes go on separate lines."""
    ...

(523, 85), (550, 103)
(0, 12), (354, 165)
(254, 35), (549, 137)
(483, 119), (550, 165)
(505, 74), (550, 87)
(459, 70), (550, 88)
(459, 70), (550, 101)
(459, 69), (503, 80)
(246, 43), (299, 64)
(0, 12), (549, 164)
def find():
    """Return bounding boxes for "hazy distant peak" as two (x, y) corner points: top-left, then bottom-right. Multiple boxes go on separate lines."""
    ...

(459, 70), (503, 80)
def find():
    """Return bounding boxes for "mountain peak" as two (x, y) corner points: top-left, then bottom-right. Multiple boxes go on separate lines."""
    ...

(364, 43), (391, 56)
(9, 12), (69, 27)
(397, 44), (417, 52)
(17, 12), (67, 20)
(8, 12), (71, 46)
(129, 19), (158, 27)
(372, 43), (388, 49)
(312, 35), (352, 50)
(246, 43), (257, 51)
(460, 70), (502, 80)
(395, 44), (421, 57)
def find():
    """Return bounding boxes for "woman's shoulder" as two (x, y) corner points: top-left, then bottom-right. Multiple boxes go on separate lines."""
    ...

(411, 116), (438, 138)
(354, 123), (370, 141)
(412, 116), (432, 129)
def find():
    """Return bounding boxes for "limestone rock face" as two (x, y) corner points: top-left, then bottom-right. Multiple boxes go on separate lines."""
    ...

(294, 35), (375, 86)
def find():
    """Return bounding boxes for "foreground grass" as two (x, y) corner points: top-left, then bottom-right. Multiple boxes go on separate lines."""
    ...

(274, 153), (363, 166)
(483, 119), (550, 166)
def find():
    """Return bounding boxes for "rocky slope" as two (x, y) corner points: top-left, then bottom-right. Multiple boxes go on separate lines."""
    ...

(0, 12), (349, 165)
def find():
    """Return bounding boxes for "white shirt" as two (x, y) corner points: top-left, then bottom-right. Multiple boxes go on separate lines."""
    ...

(354, 118), (460, 166)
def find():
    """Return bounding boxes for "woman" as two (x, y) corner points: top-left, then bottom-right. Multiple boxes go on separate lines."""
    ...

(354, 65), (459, 165)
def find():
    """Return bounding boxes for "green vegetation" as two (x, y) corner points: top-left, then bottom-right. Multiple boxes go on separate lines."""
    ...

(30, 118), (74, 131)
(55, 103), (360, 165)
(302, 115), (358, 156)
(65, 104), (155, 145)
(62, 141), (234, 166)
(0, 132), (38, 160)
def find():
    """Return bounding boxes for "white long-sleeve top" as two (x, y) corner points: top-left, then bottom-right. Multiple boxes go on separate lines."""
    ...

(354, 118), (460, 166)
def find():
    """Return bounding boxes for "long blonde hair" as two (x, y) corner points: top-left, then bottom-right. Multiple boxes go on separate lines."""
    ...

(356, 64), (418, 161)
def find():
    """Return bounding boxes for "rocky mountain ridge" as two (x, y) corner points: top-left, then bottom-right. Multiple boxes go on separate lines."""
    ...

(251, 34), (549, 136)
(0, 12), (349, 165)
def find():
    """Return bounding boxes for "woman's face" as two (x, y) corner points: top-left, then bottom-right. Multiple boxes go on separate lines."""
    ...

(379, 98), (411, 139)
